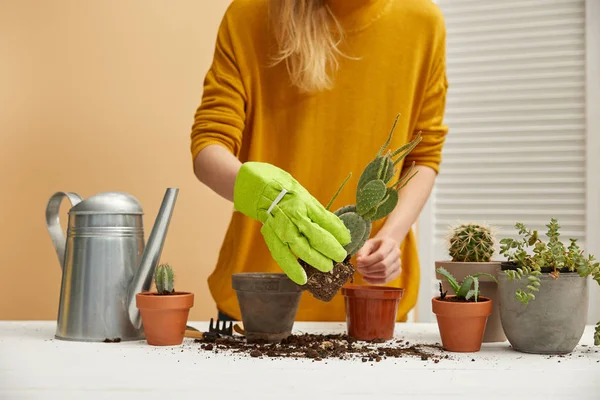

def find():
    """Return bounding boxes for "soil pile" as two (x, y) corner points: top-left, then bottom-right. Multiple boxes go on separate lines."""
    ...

(196, 332), (447, 363)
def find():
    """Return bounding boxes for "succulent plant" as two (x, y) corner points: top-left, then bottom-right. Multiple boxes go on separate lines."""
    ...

(499, 218), (600, 345)
(436, 267), (496, 302)
(448, 223), (496, 262)
(154, 263), (175, 295)
(325, 114), (422, 257)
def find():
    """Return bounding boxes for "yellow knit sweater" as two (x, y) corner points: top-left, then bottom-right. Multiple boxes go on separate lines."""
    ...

(190, 0), (448, 321)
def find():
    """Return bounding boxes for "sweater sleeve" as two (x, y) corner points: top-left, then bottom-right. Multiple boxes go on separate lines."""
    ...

(404, 22), (449, 175)
(190, 12), (247, 163)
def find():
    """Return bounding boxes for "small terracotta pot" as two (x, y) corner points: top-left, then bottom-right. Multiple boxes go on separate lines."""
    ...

(341, 285), (404, 341)
(432, 295), (492, 352)
(136, 292), (194, 346)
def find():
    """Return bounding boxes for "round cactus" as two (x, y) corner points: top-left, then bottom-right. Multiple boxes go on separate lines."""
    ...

(154, 263), (175, 295)
(448, 223), (496, 262)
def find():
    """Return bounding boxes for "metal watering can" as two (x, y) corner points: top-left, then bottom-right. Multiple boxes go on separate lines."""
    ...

(45, 188), (178, 341)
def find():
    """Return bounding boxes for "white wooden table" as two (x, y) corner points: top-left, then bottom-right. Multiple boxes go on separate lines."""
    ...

(1, 321), (598, 400)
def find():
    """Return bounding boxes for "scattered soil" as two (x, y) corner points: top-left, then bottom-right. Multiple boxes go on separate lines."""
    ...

(300, 258), (356, 302)
(195, 332), (444, 363)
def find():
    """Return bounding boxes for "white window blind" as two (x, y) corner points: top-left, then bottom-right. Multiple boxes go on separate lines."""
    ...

(432, 0), (587, 262)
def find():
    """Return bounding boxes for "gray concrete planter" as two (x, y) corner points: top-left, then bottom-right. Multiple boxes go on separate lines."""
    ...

(435, 261), (506, 343)
(498, 267), (588, 354)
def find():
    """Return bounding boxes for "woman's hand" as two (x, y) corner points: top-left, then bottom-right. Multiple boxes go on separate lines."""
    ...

(355, 236), (401, 285)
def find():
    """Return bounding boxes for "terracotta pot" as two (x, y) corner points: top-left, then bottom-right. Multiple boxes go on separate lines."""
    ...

(341, 285), (404, 341)
(232, 273), (302, 343)
(435, 261), (505, 343)
(432, 295), (491, 352)
(136, 292), (194, 346)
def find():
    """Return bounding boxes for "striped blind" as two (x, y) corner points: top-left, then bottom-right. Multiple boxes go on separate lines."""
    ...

(433, 0), (587, 260)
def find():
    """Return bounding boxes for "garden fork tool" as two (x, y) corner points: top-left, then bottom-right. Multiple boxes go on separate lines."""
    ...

(184, 318), (238, 340)
(209, 318), (233, 336)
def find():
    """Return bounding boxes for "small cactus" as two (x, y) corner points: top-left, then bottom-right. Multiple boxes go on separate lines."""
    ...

(326, 114), (422, 257)
(154, 263), (175, 295)
(448, 223), (495, 262)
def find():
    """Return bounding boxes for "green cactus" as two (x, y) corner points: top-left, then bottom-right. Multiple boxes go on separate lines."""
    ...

(448, 223), (495, 262)
(325, 114), (422, 258)
(154, 263), (175, 295)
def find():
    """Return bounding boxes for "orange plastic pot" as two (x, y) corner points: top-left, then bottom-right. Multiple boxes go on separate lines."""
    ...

(136, 292), (194, 346)
(432, 295), (492, 352)
(341, 285), (404, 341)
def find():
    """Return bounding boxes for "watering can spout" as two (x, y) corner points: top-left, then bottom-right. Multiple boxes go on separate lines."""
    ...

(127, 188), (179, 329)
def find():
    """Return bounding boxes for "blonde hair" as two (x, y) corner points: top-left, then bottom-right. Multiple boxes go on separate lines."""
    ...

(269, 0), (345, 93)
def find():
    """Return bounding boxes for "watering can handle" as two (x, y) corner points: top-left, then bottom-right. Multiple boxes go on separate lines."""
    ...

(45, 192), (83, 270)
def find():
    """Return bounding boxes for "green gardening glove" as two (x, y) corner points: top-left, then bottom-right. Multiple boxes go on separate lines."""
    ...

(233, 161), (351, 285)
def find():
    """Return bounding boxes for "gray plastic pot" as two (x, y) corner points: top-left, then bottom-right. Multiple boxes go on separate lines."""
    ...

(435, 261), (506, 343)
(498, 266), (588, 354)
(232, 273), (302, 343)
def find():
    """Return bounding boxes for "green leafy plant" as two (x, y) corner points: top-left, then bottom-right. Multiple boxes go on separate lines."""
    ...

(447, 223), (496, 262)
(499, 218), (600, 345)
(154, 263), (175, 295)
(436, 267), (497, 302)
(325, 114), (422, 257)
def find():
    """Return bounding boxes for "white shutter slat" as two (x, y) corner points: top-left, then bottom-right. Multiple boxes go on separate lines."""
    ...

(447, 50), (584, 66)
(440, 0), (583, 15)
(441, 156), (583, 166)
(446, 19), (584, 36)
(445, 134), (582, 144)
(451, 82), (584, 95)
(441, 166), (584, 175)
(445, 125), (584, 135)
(446, 28), (584, 45)
(433, 0), (587, 251)
(436, 188), (585, 195)
(449, 61), (584, 78)
(441, 145), (584, 155)
(445, 6), (583, 26)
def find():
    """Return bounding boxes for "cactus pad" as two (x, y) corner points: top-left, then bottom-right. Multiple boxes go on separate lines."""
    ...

(335, 205), (372, 257)
(356, 179), (387, 215)
(448, 223), (496, 262)
(371, 188), (399, 221)
(357, 156), (385, 194)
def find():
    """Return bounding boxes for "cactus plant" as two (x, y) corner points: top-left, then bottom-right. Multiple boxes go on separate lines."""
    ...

(448, 223), (495, 262)
(300, 114), (422, 301)
(329, 114), (421, 257)
(154, 263), (175, 295)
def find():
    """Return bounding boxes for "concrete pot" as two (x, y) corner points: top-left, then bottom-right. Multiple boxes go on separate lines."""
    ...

(498, 267), (588, 354)
(232, 273), (302, 343)
(435, 261), (506, 342)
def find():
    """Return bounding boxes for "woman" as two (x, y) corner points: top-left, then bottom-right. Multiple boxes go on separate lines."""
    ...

(190, 0), (448, 322)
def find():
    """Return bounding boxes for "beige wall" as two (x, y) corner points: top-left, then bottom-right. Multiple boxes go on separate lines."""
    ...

(0, 1), (234, 320)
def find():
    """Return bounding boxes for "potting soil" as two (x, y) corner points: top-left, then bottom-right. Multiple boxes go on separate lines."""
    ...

(196, 332), (447, 362)
(300, 259), (356, 302)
